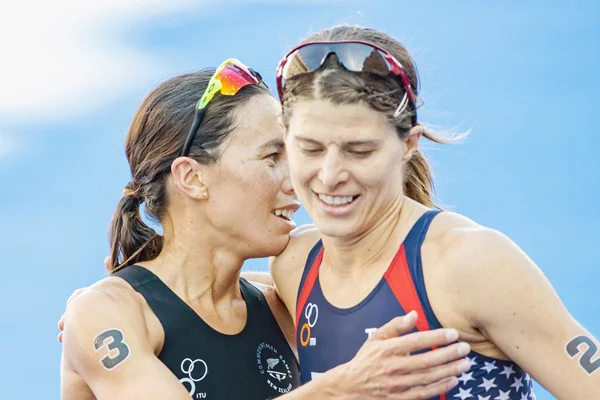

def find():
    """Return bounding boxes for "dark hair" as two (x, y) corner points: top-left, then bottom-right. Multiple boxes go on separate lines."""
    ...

(108, 70), (269, 273)
(281, 25), (458, 208)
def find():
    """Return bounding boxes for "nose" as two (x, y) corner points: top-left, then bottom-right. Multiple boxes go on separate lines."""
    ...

(318, 150), (349, 190)
(281, 159), (295, 195)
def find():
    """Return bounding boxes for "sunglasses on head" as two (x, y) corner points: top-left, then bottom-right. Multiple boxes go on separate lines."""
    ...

(180, 58), (268, 157)
(276, 40), (417, 125)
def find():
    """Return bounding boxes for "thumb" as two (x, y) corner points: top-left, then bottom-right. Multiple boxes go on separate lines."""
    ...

(369, 310), (418, 341)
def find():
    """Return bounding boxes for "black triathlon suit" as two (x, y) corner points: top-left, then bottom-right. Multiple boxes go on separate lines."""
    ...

(113, 265), (301, 399)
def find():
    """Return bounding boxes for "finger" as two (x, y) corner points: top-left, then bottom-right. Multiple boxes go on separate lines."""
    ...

(104, 256), (111, 272)
(398, 357), (471, 388)
(58, 314), (65, 331)
(370, 311), (418, 341)
(386, 328), (463, 355)
(401, 342), (471, 370)
(57, 331), (64, 343)
(395, 376), (458, 400)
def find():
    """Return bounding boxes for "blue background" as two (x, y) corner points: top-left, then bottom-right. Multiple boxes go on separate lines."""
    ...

(0, 1), (598, 398)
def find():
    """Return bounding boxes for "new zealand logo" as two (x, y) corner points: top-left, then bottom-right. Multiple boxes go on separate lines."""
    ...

(256, 342), (293, 394)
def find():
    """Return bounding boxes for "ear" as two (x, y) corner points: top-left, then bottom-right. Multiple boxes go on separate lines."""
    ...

(171, 157), (209, 200)
(402, 125), (423, 163)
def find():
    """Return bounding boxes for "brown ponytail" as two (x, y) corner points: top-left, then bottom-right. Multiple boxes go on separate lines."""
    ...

(108, 182), (163, 273)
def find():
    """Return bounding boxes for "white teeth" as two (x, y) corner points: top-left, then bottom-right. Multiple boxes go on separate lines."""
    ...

(274, 209), (294, 220)
(318, 194), (354, 206)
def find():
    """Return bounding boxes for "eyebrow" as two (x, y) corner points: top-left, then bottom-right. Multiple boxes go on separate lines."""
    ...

(258, 138), (285, 151)
(295, 136), (381, 147)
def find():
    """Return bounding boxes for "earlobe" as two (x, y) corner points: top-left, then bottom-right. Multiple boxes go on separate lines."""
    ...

(195, 170), (209, 199)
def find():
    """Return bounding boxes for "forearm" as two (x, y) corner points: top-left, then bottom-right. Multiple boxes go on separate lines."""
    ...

(242, 271), (273, 286)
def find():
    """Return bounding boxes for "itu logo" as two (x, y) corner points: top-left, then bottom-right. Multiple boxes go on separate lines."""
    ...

(179, 358), (208, 399)
(299, 303), (318, 347)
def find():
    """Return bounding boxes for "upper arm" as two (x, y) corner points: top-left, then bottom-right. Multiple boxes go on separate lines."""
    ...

(61, 288), (191, 400)
(269, 224), (320, 321)
(452, 228), (600, 398)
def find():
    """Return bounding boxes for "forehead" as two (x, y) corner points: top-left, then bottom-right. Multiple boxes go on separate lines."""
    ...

(287, 99), (393, 143)
(227, 93), (283, 148)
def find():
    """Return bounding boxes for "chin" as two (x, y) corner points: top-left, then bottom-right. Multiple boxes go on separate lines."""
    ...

(312, 219), (356, 239)
(246, 234), (291, 258)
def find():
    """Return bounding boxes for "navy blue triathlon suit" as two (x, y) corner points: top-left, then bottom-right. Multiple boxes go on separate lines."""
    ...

(295, 211), (536, 400)
(114, 265), (300, 399)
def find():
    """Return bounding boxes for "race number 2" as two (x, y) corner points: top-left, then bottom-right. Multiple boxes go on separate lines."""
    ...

(94, 329), (131, 370)
(566, 335), (600, 375)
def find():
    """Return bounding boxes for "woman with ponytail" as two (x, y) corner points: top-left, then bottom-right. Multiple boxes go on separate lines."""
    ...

(271, 25), (600, 399)
(59, 59), (472, 400)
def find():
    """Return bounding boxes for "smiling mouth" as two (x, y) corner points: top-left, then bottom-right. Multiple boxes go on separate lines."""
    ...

(273, 209), (294, 221)
(317, 193), (360, 206)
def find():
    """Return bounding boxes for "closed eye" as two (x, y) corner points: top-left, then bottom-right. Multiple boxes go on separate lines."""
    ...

(349, 150), (374, 157)
(300, 148), (323, 155)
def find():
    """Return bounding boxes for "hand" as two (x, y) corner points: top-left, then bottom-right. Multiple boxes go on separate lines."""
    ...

(58, 257), (112, 343)
(56, 287), (88, 343)
(331, 311), (471, 400)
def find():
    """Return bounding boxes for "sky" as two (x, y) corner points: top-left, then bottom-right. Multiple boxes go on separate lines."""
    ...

(0, 0), (598, 398)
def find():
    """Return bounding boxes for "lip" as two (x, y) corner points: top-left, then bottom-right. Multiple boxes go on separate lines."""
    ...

(272, 201), (300, 230)
(314, 192), (360, 217)
(273, 213), (297, 230)
(273, 202), (300, 212)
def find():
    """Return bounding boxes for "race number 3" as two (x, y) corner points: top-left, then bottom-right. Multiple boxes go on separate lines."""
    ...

(566, 335), (600, 375)
(94, 329), (131, 370)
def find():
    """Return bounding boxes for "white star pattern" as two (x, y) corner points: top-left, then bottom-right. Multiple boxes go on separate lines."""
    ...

(467, 356), (478, 367)
(511, 376), (524, 392)
(500, 365), (516, 379)
(454, 387), (474, 400)
(478, 377), (497, 392)
(449, 356), (533, 399)
(494, 390), (511, 400)
(530, 393), (536, 400)
(482, 361), (498, 374)
(459, 372), (475, 385)
(524, 374), (531, 383)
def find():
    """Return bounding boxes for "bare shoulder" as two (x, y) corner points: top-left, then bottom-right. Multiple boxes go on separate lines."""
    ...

(427, 211), (545, 320)
(62, 276), (151, 367)
(269, 224), (321, 319)
(428, 211), (528, 271)
(271, 224), (320, 274)
(66, 277), (145, 321)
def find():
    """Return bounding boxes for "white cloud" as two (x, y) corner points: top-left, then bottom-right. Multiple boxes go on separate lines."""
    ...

(0, 0), (197, 121)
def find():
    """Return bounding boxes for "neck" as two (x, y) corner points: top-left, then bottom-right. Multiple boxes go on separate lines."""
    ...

(140, 215), (245, 305)
(320, 196), (420, 276)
